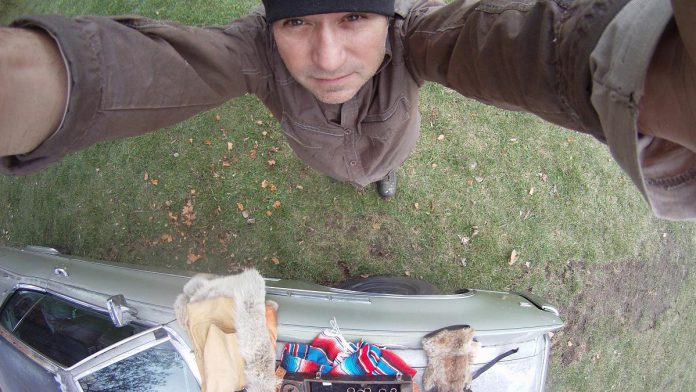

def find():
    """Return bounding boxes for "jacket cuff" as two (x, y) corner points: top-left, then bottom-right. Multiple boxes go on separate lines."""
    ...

(1, 15), (101, 176)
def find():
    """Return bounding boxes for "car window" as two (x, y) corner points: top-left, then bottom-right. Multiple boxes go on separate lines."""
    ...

(77, 340), (200, 392)
(0, 290), (146, 367)
(0, 290), (45, 332)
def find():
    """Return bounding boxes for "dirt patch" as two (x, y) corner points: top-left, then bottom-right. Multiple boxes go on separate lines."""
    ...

(547, 239), (691, 365)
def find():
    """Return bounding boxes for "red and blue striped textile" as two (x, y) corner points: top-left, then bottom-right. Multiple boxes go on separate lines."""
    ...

(281, 333), (415, 377)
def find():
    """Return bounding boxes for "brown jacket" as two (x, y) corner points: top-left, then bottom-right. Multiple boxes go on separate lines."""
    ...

(2, 0), (695, 218)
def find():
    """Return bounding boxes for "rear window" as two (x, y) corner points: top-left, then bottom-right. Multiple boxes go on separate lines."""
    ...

(0, 290), (146, 367)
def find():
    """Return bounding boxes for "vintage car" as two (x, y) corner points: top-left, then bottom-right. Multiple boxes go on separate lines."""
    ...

(0, 245), (563, 391)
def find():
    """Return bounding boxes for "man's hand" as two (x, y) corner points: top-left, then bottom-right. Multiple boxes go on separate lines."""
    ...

(638, 2), (696, 152)
(0, 27), (68, 156)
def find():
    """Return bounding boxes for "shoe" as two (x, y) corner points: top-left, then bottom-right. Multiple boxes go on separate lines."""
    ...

(376, 170), (397, 199)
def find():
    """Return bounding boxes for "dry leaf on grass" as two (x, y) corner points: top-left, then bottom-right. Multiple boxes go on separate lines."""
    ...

(214, 114), (221, 122)
(372, 223), (381, 231)
(508, 250), (519, 266)
(221, 157), (232, 167)
(144, 172), (149, 181)
(249, 149), (257, 159)
(437, 134), (445, 141)
(204, 140), (213, 145)
(227, 142), (234, 151)
(261, 180), (270, 188)
(160, 233), (173, 243)
(149, 178), (158, 186)
(271, 256), (280, 265)
(187, 252), (203, 264)
(181, 200), (196, 227)
(267, 159), (276, 166)
(236, 203), (244, 211)
(266, 211), (273, 217)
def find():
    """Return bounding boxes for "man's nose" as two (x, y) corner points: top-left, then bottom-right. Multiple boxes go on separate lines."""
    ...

(311, 26), (345, 73)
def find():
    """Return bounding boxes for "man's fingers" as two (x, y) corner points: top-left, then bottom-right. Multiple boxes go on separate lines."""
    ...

(672, 0), (696, 64)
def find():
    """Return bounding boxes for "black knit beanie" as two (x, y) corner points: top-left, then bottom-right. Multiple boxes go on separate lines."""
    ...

(262, 0), (395, 23)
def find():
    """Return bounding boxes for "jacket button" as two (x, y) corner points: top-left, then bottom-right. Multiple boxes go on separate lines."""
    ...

(349, 160), (357, 166)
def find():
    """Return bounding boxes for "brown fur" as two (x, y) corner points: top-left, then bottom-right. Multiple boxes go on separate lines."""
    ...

(421, 327), (479, 392)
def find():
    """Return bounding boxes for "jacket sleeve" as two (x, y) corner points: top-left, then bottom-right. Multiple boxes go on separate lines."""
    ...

(402, 0), (630, 142)
(1, 12), (273, 175)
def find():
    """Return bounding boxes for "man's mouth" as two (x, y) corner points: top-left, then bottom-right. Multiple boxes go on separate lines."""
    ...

(314, 74), (351, 84)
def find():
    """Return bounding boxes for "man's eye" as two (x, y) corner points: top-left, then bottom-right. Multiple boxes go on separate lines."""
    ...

(283, 18), (305, 27)
(344, 14), (365, 22)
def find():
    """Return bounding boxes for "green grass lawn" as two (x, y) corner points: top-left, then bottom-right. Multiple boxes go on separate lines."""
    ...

(2, 1), (696, 391)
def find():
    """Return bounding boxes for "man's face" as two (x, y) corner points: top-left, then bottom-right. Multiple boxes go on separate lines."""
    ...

(272, 12), (389, 104)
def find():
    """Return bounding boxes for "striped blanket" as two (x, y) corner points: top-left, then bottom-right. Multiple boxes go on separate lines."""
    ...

(281, 330), (416, 377)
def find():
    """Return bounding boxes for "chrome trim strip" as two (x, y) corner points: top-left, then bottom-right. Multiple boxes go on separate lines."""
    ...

(266, 287), (476, 301)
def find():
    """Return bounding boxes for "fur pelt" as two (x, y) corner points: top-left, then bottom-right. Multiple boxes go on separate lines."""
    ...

(421, 326), (480, 392)
(174, 270), (279, 392)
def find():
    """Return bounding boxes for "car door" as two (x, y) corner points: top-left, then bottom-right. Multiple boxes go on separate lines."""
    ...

(0, 287), (149, 391)
(68, 326), (201, 392)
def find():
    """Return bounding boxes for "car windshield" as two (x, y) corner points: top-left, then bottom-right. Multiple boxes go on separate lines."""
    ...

(77, 340), (200, 392)
(0, 290), (146, 367)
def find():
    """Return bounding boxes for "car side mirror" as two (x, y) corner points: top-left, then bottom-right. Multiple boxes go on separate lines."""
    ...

(107, 294), (138, 327)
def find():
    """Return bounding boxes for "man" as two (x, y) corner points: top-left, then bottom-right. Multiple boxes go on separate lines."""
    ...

(0, 0), (695, 217)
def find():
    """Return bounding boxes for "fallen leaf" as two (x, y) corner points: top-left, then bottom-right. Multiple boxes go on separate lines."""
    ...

(567, 341), (574, 347)
(460, 257), (467, 267)
(214, 114), (221, 122)
(181, 200), (196, 227)
(144, 172), (149, 181)
(414, 202), (420, 209)
(236, 203), (244, 211)
(372, 223), (381, 231)
(540, 172), (548, 182)
(471, 226), (480, 236)
(221, 156), (232, 167)
(266, 211), (273, 217)
(241, 210), (250, 219)
(475, 176), (484, 183)
(508, 250), (519, 266)
(529, 187), (535, 196)
(168, 211), (178, 223)
(469, 161), (478, 170)
(296, 185), (304, 190)
(267, 159), (276, 166)
(431, 163), (438, 168)
(227, 142), (234, 151)
(430, 200), (436, 212)
(256, 120), (264, 125)
(272, 200), (281, 209)
(249, 149), (257, 159)
(467, 179), (474, 186)
(360, 273), (370, 278)
(188, 138), (193, 144)
(261, 179), (270, 188)
(458, 235), (470, 246)
(204, 140), (213, 145)
(149, 178), (159, 186)
(262, 131), (268, 136)
(187, 252), (203, 264)
(437, 134), (445, 141)
(160, 233), (173, 243)
(404, 270), (411, 277)
(271, 256), (281, 265)
(270, 184), (278, 192)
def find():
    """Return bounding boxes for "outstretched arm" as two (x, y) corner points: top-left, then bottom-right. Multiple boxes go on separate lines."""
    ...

(0, 27), (67, 156)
